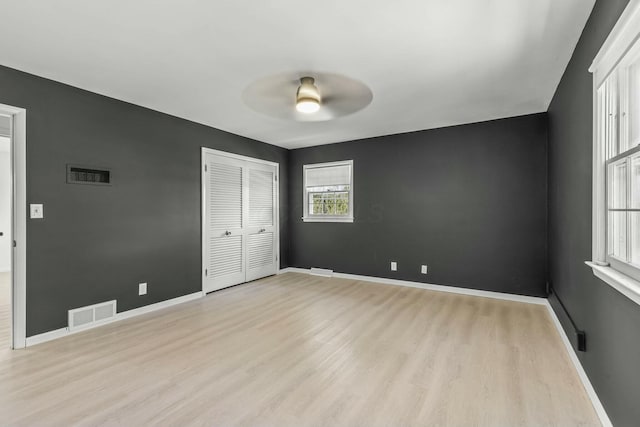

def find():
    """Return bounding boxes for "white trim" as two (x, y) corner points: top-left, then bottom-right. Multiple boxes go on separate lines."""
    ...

(589, 0), (640, 86)
(278, 267), (308, 274)
(202, 150), (207, 289)
(24, 327), (68, 347)
(115, 291), (204, 321)
(544, 300), (613, 427)
(0, 103), (27, 350)
(280, 267), (546, 305)
(277, 267), (307, 274)
(591, 69), (607, 265)
(302, 217), (354, 223)
(25, 291), (204, 347)
(200, 148), (279, 167)
(586, 261), (640, 306)
(309, 267), (333, 277)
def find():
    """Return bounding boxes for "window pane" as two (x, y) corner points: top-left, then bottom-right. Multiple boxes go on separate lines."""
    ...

(324, 194), (336, 215)
(609, 211), (628, 260)
(307, 190), (350, 216)
(602, 73), (619, 159)
(305, 165), (351, 187)
(631, 155), (640, 208)
(631, 212), (640, 265)
(311, 193), (323, 214)
(336, 192), (349, 215)
(608, 160), (627, 209)
(630, 60), (640, 148)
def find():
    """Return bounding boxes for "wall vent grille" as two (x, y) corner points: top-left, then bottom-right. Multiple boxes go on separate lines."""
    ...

(68, 300), (117, 331)
(66, 165), (111, 185)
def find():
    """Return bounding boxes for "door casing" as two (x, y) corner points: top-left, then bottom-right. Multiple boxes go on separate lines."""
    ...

(0, 103), (27, 349)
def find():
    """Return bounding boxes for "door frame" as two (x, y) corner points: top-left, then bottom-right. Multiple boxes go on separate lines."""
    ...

(0, 103), (27, 349)
(201, 148), (280, 294)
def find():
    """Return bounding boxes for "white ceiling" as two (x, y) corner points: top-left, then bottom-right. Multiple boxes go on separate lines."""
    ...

(0, 0), (594, 149)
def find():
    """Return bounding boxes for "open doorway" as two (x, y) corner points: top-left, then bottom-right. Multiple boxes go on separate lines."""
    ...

(0, 103), (26, 350)
(0, 115), (10, 349)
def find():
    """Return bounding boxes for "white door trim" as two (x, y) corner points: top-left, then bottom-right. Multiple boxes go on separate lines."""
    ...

(201, 148), (280, 294)
(202, 148), (279, 167)
(0, 103), (27, 349)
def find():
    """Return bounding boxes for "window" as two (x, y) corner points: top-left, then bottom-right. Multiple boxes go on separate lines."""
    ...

(602, 53), (640, 281)
(589, 0), (640, 306)
(303, 160), (353, 222)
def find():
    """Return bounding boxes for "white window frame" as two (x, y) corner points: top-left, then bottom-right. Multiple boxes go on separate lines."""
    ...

(588, 0), (640, 306)
(302, 160), (354, 223)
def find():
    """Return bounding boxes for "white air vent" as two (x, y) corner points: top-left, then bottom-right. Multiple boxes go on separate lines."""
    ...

(68, 300), (117, 331)
(310, 268), (334, 277)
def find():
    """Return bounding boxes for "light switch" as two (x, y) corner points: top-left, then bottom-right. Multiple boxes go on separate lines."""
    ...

(30, 204), (43, 219)
(391, 261), (397, 271)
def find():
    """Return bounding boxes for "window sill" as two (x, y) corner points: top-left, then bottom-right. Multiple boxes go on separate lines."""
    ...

(302, 217), (354, 223)
(585, 261), (640, 306)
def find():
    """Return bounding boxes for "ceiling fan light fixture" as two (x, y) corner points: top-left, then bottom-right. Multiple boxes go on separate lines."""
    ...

(296, 77), (321, 113)
(296, 98), (320, 113)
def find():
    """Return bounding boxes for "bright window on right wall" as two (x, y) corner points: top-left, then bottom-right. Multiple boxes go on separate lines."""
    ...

(589, 0), (640, 306)
(602, 48), (640, 280)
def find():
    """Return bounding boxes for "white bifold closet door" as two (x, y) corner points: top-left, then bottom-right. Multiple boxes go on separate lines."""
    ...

(245, 163), (277, 281)
(203, 150), (278, 293)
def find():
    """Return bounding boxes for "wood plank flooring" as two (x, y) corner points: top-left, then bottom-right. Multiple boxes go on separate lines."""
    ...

(0, 272), (599, 426)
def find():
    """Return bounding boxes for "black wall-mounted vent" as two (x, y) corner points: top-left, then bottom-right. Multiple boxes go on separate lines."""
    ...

(67, 165), (111, 185)
(549, 284), (587, 352)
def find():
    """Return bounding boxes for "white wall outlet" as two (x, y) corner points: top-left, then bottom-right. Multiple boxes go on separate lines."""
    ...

(138, 283), (147, 296)
(30, 204), (44, 219)
(391, 261), (397, 271)
(421, 265), (428, 274)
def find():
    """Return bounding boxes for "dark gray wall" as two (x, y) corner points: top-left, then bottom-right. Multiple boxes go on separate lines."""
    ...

(0, 65), (289, 336)
(289, 114), (548, 297)
(547, 1), (640, 425)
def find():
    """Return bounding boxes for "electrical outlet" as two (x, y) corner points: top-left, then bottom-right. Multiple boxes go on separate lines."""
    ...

(138, 282), (147, 296)
(421, 265), (428, 274)
(391, 261), (397, 271)
(30, 204), (44, 219)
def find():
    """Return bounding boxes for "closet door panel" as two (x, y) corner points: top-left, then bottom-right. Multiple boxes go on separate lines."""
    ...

(204, 154), (246, 292)
(246, 163), (277, 281)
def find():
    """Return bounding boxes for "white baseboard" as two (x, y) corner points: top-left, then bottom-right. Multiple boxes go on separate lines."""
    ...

(278, 267), (306, 274)
(544, 301), (612, 427)
(25, 326), (68, 347)
(25, 291), (204, 347)
(310, 267), (334, 277)
(280, 267), (546, 305)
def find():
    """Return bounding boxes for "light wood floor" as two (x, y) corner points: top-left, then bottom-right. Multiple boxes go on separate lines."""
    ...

(0, 273), (599, 426)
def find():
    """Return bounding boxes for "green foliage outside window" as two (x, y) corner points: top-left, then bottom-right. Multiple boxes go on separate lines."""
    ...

(309, 188), (349, 216)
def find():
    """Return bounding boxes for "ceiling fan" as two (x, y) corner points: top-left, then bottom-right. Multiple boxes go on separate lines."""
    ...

(242, 72), (373, 122)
